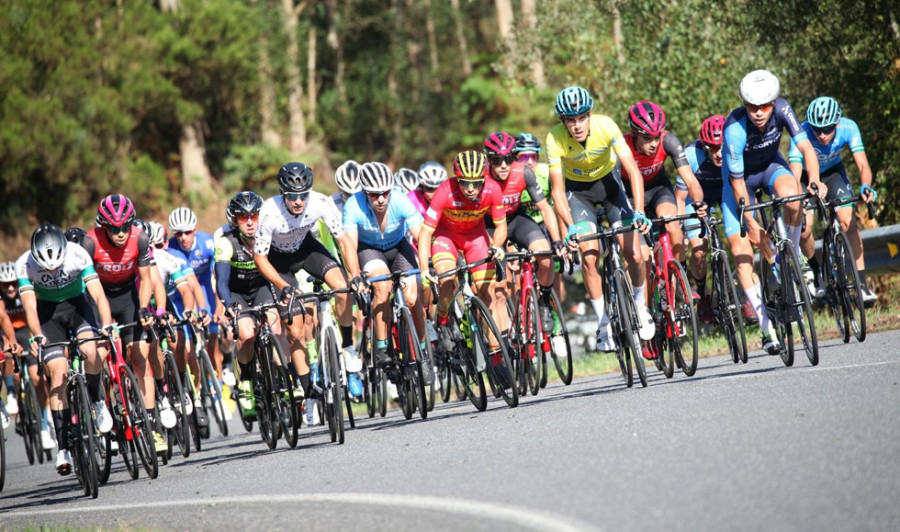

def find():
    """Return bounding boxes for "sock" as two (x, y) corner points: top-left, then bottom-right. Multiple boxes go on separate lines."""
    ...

(42, 409), (50, 431)
(787, 225), (802, 258)
(340, 325), (353, 349)
(4, 374), (13, 391)
(306, 340), (318, 363)
(53, 409), (67, 450)
(539, 285), (553, 304)
(858, 268), (868, 286)
(744, 284), (771, 331)
(807, 255), (821, 285)
(239, 361), (254, 381)
(590, 297), (608, 325)
(376, 339), (388, 350)
(633, 283), (646, 308)
(85, 373), (101, 403)
(298, 372), (311, 398)
(694, 273), (707, 297)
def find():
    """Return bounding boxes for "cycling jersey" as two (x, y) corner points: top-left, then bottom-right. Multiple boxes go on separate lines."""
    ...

(622, 131), (689, 185)
(343, 191), (423, 250)
(723, 98), (807, 185)
(255, 192), (344, 256)
(1, 292), (26, 330)
(521, 163), (551, 223)
(678, 141), (724, 205)
(494, 161), (546, 215)
(424, 178), (506, 233)
(407, 189), (428, 216)
(81, 228), (152, 295)
(331, 192), (347, 215)
(787, 118), (865, 172)
(15, 244), (99, 303)
(214, 229), (266, 306)
(168, 231), (216, 286)
(546, 115), (628, 182)
(153, 248), (189, 294)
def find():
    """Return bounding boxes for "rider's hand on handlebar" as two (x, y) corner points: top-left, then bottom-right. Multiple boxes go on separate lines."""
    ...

(28, 334), (45, 358)
(139, 308), (155, 327)
(423, 268), (438, 286)
(350, 276), (367, 294)
(633, 210), (652, 235)
(809, 180), (828, 199)
(198, 309), (212, 326)
(693, 201), (709, 219)
(489, 246), (506, 262)
(101, 323), (120, 342)
(9, 341), (23, 357)
(552, 240), (567, 258)
(860, 184), (878, 204)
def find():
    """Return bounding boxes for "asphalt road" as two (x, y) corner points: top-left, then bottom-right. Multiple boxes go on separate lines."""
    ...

(2, 330), (899, 531)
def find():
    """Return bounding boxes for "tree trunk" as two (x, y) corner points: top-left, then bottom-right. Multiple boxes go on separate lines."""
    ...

(258, 33), (282, 147)
(180, 121), (213, 192)
(388, 0), (403, 164)
(494, 0), (515, 77)
(450, 0), (472, 76)
(520, 0), (545, 88)
(326, 0), (347, 107)
(282, 0), (308, 153)
(423, 0), (442, 92)
(159, 0), (179, 13)
(612, 1), (625, 65)
(307, 24), (317, 124)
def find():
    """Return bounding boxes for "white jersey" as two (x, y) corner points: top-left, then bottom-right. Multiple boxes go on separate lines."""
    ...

(15, 243), (99, 303)
(153, 248), (189, 295)
(255, 192), (344, 255)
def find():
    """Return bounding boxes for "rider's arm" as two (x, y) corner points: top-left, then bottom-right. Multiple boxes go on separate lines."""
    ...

(546, 130), (575, 228)
(19, 289), (41, 339)
(534, 199), (561, 242)
(407, 221), (423, 242)
(490, 217), (508, 249)
(417, 224), (435, 273)
(614, 142), (646, 213)
(795, 139), (821, 187)
(675, 188), (688, 216)
(336, 233), (361, 279)
(852, 149), (874, 191)
(175, 276), (195, 309)
(665, 133), (704, 203)
(0, 300), (17, 347)
(148, 261), (167, 313)
(214, 262), (234, 308)
(86, 277), (113, 327)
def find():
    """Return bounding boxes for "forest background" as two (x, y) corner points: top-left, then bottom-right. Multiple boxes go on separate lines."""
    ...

(1, 0), (898, 255)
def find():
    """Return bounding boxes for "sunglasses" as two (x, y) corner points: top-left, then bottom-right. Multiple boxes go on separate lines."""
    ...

(518, 153), (539, 164)
(107, 223), (132, 235)
(236, 213), (259, 224)
(284, 191), (309, 202)
(703, 143), (722, 152)
(366, 190), (391, 200)
(174, 230), (194, 237)
(812, 125), (836, 136)
(153, 243), (166, 250)
(489, 155), (516, 167)
(745, 101), (775, 113)
(421, 184), (439, 193)
(458, 179), (484, 190)
(561, 113), (590, 126)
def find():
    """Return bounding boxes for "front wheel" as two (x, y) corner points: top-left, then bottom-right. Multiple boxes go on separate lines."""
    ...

(322, 327), (345, 444)
(713, 254), (748, 364)
(545, 289), (573, 385)
(668, 261), (699, 377)
(469, 296), (518, 408)
(614, 270), (647, 388)
(834, 231), (866, 343)
(198, 349), (228, 437)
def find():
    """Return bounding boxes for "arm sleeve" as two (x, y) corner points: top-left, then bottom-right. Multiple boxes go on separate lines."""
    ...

(342, 196), (360, 234)
(663, 132), (690, 168)
(254, 205), (273, 256)
(723, 118), (747, 181)
(137, 232), (153, 267)
(214, 261), (233, 307)
(523, 165), (547, 203)
(15, 255), (33, 293)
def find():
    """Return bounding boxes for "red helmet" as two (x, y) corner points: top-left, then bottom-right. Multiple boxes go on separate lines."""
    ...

(96, 194), (136, 229)
(699, 115), (726, 147)
(628, 101), (666, 137)
(483, 132), (517, 157)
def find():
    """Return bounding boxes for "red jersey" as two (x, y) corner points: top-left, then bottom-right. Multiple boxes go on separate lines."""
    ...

(83, 227), (152, 294)
(623, 130), (690, 184)
(493, 161), (546, 216)
(424, 177), (506, 233)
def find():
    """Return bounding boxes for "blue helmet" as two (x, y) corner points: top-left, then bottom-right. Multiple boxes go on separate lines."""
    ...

(806, 96), (842, 128)
(554, 86), (594, 117)
(515, 133), (542, 154)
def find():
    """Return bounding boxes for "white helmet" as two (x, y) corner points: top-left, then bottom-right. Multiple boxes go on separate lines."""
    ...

(359, 162), (394, 194)
(394, 168), (419, 193)
(417, 161), (448, 189)
(147, 221), (167, 247)
(335, 160), (361, 195)
(740, 69), (780, 106)
(168, 206), (198, 233)
(0, 261), (16, 283)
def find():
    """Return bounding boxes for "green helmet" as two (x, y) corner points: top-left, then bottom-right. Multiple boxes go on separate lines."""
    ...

(806, 96), (842, 128)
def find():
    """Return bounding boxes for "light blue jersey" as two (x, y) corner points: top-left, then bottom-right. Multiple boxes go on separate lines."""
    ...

(788, 118), (865, 172)
(343, 191), (423, 250)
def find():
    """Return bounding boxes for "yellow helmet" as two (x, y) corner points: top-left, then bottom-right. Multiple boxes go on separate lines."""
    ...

(453, 150), (487, 179)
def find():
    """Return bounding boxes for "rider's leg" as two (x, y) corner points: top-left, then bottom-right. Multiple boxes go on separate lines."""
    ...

(729, 232), (772, 332)
(772, 172), (804, 257)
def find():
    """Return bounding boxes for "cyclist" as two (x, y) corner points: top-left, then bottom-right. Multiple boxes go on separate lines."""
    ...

(394, 167), (420, 195)
(721, 69), (825, 354)
(788, 96), (879, 305)
(547, 86), (655, 352)
(418, 150), (508, 353)
(17, 224), (115, 475)
(410, 161), (447, 216)
(254, 162), (363, 418)
(213, 192), (284, 420)
(622, 101), (706, 265)
(82, 194), (167, 451)
(167, 207), (229, 388)
(333, 160), (361, 213)
(0, 294), (23, 429)
(0, 263), (25, 419)
(483, 132), (565, 332)
(343, 162), (428, 378)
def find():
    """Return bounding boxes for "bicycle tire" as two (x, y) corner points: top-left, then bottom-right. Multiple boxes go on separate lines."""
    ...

(669, 262), (699, 377)
(72, 375), (99, 499)
(198, 349), (228, 437)
(255, 343), (279, 450)
(714, 254), (748, 364)
(469, 295), (518, 408)
(322, 326), (345, 444)
(270, 337), (299, 448)
(652, 275), (675, 379)
(163, 350), (190, 458)
(505, 292), (525, 396)
(0, 417), (4, 491)
(182, 374), (202, 452)
(835, 231), (866, 343)
(437, 353), (452, 403)
(400, 307), (428, 419)
(521, 287), (542, 396)
(615, 269), (647, 388)
(448, 302), (486, 411)
(360, 316), (376, 418)
(604, 265), (632, 387)
(111, 378), (139, 480)
(546, 289), (573, 385)
(781, 245), (819, 366)
(422, 337), (436, 412)
(121, 365), (158, 479)
(20, 380), (43, 465)
(822, 235), (850, 343)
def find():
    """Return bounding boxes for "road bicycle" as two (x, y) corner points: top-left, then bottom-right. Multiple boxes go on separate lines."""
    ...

(148, 320), (191, 460)
(644, 213), (700, 378)
(185, 319), (229, 439)
(740, 191), (819, 366)
(12, 348), (49, 465)
(572, 223), (647, 388)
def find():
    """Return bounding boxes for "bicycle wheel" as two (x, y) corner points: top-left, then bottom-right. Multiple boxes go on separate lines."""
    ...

(546, 289), (573, 385)
(652, 277), (675, 379)
(835, 231), (866, 342)
(110, 380), (139, 480)
(520, 287), (542, 396)
(399, 307), (428, 419)
(255, 348), (278, 450)
(20, 381), (43, 465)
(448, 305), (486, 411)
(269, 338), (299, 448)
(615, 269), (647, 388)
(0, 418), (4, 491)
(322, 327), (345, 444)
(605, 267), (632, 387)
(198, 349), (228, 437)
(182, 375), (202, 452)
(72, 376), (99, 499)
(437, 350), (452, 403)
(714, 255), (748, 364)
(781, 245), (819, 366)
(469, 295), (518, 408)
(822, 235), (850, 343)
(668, 262), (699, 377)
(360, 316), (377, 418)
(121, 365), (158, 479)
(163, 351), (190, 458)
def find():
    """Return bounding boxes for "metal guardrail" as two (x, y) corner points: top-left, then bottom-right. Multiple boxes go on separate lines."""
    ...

(814, 225), (900, 275)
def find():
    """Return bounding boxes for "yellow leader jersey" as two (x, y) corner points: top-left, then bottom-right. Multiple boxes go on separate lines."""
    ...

(546, 115), (628, 182)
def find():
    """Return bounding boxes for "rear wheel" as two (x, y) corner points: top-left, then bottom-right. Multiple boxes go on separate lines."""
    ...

(323, 327), (345, 444)
(163, 351), (190, 458)
(255, 351), (278, 450)
(399, 308), (428, 420)
(615, 270), (647, 388)
(121, 366), (158, 479)
(269, 338), (299, 448)
(546, 289), (573, 385)
(183, 376), (202, 453)
(21, 381), (43, 465)
(198, 349), (228, 437)
(669, 262), (699, 376)
(835, 231), (866, 342)
(822, 237), (850, 343)
(72, 377), (99, 499)
(782, 245), (819, 366)
(713, 254), (748, 364)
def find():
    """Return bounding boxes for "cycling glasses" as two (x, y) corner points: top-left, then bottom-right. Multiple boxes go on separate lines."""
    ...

(284, 191), (309, 202)
(173, 229), (194, 237)
(489, 155), (516, 167)
(107, 223), (133, 235)
(812, 125), (836, 136)
(703, 143), (722, 152)
(235, 213), (259, 224)
(518, 153), (539, 164)
(366, 190), (391, 200)
(458, 179), (484, 190)
(744, 101), (775, 113)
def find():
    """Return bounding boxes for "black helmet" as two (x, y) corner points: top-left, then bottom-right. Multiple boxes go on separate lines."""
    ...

(515, 133), (542, 153)
(31, 223), (68, 271)
(65, 227), (87, 245)
(277, 162), (314, 193)
(226, 191), (264, 225)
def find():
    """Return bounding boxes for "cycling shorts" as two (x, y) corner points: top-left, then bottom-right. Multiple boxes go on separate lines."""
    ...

(359, 239), (419, 277)
(800, 163), (854, 210)
(269, 236), (343, 287)
(231, 286), (277, 314)
(486, 208), (548, 250)
(565, 163), (634, 231)
(722, 158), (793, 238)
(432, 227), (495, 285)
(623, 177), (677, 221)
(36, 295), (98, 364)
(107, 286), (147, 345)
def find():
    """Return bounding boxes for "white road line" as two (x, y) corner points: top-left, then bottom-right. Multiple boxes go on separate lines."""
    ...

(713, 359), (900, 382)
(1, 492), (600, 532)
